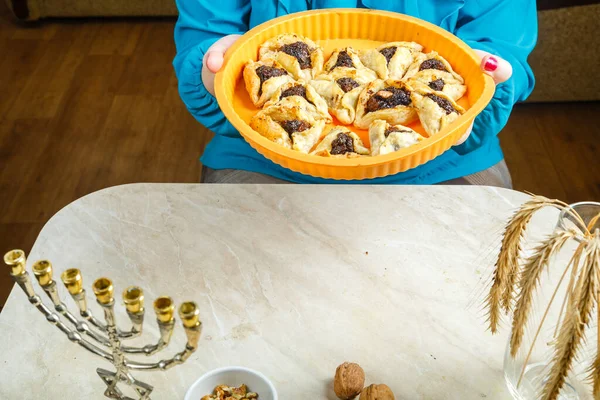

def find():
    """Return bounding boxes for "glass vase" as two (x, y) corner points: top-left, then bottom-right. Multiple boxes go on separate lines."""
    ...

(504, 202), (600, 400)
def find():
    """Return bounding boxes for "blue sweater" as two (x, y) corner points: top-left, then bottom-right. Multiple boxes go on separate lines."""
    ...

(173, 0), (536, 184)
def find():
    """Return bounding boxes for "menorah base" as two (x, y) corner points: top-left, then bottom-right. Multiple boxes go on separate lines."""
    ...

(97, 368), (153, 400)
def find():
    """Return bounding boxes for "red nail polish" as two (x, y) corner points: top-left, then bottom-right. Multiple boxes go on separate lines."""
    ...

(483, 56), (498, 72)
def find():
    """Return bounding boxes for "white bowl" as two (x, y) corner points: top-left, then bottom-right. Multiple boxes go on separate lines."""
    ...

(184, 366), (278, 400)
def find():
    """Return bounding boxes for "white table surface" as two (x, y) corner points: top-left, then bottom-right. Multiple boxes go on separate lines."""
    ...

(0, 184), (557, 399)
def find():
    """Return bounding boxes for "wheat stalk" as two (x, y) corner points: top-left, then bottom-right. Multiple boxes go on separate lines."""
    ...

(586, 233), (600, 398)
(486, 195), (592, 334)
(487, 197), (565, 333)
(542, 236), (599, 400)
(487, 195), (600, 397)
(541, 299), (585, 400)
(516, 241), (585, 387)
(594, 333), (600, 400)
(553, 241), (587, 339)
(487, 214), (531, 333)
(588, 213), (600, 233)
(594, 293), (600, 400)
(522, 192), (590, 235)
(497, 211), (534, 311)
(510, 229), (576, 357)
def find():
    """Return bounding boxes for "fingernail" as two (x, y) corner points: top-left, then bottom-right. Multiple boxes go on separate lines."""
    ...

(483, 56), (498, 72)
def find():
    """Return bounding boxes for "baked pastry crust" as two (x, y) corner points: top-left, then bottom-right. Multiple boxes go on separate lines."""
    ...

(309, 69), (368, 125)
(311, 127), (369, 157)
(368, 120), (425, 156)
(411, 85), (465, 136)
(403, 51), (464, 84)
(323, 47), (378, 82)
(354, 79), (417, 129)
(244, 35), (471, 157)
(243, 60), (296, 107)
(249, 96), (326, 153)
(309, 47), (377, 125)
(360, 41), (423, 80)
(264, 81), (332, 122)
(406, 68), (466, 101)
(259, 34), (324, 81)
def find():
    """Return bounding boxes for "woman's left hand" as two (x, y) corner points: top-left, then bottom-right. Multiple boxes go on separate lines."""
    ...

(454, 50), (513, 145)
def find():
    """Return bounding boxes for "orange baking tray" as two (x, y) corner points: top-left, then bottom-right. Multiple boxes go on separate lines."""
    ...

(215, 9), (495, 180)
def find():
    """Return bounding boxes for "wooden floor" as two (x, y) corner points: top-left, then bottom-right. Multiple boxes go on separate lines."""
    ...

(0, 9), (598, 308)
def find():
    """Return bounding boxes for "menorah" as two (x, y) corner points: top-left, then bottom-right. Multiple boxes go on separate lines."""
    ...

(3, 249), (203, 400)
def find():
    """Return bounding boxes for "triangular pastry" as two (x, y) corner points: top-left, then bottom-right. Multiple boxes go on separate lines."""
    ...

(243, 60), (296, 107)
(407, 69), (466, 101)
(360, 41), (423, 80)
(250, 96), (326, 153)
(259, 34), (324, 81)
(403, 51), (465, 86)
(324, 47), (378, 82)
(411, 86), (465, 136)
(309, 68), (371, 125)
(368, 120), (425, 156)
(264, 81), (331, 122)
(311, 127), (370, 157)
(354, 79), (418, 129)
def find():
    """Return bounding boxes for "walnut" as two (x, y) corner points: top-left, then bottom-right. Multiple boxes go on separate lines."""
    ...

(334, 362), (365, 399)
(377, 90), (393, 99)
(231, 384), (248, 397)
(202, 384), (258, 400)
(359, 384), (395, 400)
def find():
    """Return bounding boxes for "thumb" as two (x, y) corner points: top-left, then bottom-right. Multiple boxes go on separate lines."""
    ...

(473, 49), (512, 85)
(203, 34), (242, 73)
(455, 122), (473, 146)
(205, 51), (224, 73)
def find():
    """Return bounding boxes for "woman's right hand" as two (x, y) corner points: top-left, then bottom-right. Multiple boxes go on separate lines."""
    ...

(201, 34), (242, 96)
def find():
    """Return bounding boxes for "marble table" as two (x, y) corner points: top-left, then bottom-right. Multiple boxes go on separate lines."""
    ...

(0, 184), (560, 399)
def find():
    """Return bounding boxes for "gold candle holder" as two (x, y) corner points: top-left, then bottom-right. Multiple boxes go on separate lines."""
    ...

(123, 286), (144, 314)
(32, 260), (53, 287)
(3, 249), (203, 400)
(32, 259), (63, 306)
(93, 278), (114, 305)
(61, 268), (83, 295)
(153, 296), (175, 323)
(4, 249), (26, 276)
(179, 302), (200, 328)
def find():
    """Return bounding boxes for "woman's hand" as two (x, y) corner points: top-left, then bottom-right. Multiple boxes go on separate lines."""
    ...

(454, 50), (513, 145)
(201, 34), (242, 96)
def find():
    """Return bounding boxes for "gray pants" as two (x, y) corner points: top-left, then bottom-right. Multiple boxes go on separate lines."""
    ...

(201, 160), (513, 189)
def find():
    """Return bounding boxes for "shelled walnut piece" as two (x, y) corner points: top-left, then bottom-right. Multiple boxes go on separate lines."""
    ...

(201, 384), (258, 400)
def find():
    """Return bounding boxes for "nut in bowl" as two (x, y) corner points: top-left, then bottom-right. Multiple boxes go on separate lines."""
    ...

(184, 367), (277, 400)
(215, 9), (494, 180)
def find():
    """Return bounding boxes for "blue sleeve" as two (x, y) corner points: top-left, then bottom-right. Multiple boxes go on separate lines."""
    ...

(453, 0), (537, 155)
(173, 0), (250, 136)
